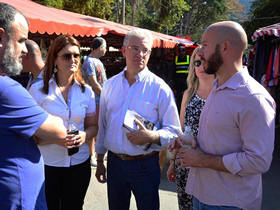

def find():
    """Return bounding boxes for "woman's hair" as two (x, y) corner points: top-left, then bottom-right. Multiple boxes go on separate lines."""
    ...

(185, 47), (201, 105)
(42, 34), (85, 94)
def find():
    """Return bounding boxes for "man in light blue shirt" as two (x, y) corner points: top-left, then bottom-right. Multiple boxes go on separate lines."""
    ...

(95, 28), (181, 210)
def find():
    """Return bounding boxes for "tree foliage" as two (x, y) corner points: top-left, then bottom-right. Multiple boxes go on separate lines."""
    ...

(33, 0), (114, 19)
(225, 0), (246, 22)
(148, 0), (190, 32)
(243, 0), (280, 43)
(33, 0), (247, 42)
(169, 0), (227, 41)
(34, 0), (64, 9)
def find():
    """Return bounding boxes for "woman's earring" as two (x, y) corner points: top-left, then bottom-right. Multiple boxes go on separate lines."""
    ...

(53, 66), (58, 73)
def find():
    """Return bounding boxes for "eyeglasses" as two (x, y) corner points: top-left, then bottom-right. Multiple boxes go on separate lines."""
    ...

(194, 60), (201, 67)
(57, 53), (80, 61)
(127, 45), (151, 56)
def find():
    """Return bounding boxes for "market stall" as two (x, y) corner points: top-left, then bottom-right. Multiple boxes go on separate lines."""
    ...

(251, 23), (280, 124)
(0, 0), (195, 49)
(1, 0), (196, 81)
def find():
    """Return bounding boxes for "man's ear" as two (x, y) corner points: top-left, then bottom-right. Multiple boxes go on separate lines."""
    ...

(121, 46), (126, 57)
(221, 40), (231, 54)
(0, 28), (5, 47)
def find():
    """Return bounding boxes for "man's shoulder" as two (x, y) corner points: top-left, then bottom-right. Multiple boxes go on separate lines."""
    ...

(0, 75), (18, 86)
(0, 76), (26, 96)
(0, 76), (47, 120)
(106, 71), (123, 83)
(243, 75), (273, 101)
(146, 70), (171, 89)
(83, 56), (96, 67)
(85, 56), (99, 64)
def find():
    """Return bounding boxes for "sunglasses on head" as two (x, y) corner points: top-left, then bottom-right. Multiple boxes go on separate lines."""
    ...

(58, 53), (80, 61)
(194, 60), (201, 67)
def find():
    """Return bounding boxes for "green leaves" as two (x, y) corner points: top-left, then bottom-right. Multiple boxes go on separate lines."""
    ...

(33, 0), (114, 19)
(243, 0), (280, 43)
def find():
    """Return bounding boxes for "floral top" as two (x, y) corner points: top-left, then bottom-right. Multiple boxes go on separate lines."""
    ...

(184, 93), (206, 137)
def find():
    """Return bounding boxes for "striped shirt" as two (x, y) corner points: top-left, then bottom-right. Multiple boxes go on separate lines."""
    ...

(95, 67), (180, 155)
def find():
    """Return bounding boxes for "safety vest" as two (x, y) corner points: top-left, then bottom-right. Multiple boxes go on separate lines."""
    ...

(175, 55), (190, 73)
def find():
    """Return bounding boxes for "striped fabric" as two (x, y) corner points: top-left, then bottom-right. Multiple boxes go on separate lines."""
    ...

(252, 23), (280, 41)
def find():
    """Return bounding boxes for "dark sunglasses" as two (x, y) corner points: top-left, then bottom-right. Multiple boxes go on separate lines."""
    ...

(194, 60), (201, 67)
(58, 53), (80, 61)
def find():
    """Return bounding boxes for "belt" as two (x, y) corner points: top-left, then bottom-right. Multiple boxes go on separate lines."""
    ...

(110, 151), (158, 161)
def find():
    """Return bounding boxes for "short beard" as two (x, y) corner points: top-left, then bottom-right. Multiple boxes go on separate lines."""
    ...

(205, 44), (223, 75)
(0, 41), (23, 76)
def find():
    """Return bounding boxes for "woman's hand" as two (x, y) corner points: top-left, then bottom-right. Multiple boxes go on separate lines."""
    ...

(65, 130), (86, 148)
(167, 161), (176, 182)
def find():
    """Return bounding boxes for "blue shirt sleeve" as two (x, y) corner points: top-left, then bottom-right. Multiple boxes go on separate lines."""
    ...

(83, 57), (96, 77)
(0, 76), (48, 139)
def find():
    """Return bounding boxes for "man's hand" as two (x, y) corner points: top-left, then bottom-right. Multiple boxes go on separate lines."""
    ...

(95, 161), (107, 183)
(175, 146), (229, 172)
(126, 119), (160, 145)
(175, 146), (205, 168)
(168, 137), (183, 152)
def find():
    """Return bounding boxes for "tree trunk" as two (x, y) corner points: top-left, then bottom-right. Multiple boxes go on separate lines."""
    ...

(131, 0), (136, 26)
(121, 0), (125, 24)
(116, 1), (119, 22)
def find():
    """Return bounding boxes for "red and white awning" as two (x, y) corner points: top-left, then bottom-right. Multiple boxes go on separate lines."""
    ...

(0, 0), (195, 48)
(252, 23), (280, 42)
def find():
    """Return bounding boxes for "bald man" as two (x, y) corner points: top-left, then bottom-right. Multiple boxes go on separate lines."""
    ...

(176, 21), (275, 210)
(22, 39), (44, 89)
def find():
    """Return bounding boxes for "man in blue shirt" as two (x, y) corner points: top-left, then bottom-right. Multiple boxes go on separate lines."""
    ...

(22, 39), (44, 90)
(0, 3), (67, 209)
(82, 37), (107, 167)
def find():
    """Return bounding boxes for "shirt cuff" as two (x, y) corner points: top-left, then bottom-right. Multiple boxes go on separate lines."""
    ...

(157, 130), (172, 147)
(222, 153), (242, 175)
(94, 142), (107, 154)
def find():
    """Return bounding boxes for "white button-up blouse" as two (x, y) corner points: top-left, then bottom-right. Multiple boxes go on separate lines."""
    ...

(29, 76), (96, 167)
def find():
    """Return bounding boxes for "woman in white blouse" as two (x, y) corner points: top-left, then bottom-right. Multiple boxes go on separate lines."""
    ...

(29, 35), (98, 210)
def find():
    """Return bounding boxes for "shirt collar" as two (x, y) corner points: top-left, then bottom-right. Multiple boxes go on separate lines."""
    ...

(122, 66), (149, 82)
(49, 74), (81, 87)
(214, 67), (249, 91)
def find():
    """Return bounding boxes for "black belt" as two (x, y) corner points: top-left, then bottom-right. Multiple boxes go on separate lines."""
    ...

(110, 151), (158, 161)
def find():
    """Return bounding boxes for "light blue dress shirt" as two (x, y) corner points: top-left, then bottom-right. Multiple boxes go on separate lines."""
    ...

(95, 67), (181, 155)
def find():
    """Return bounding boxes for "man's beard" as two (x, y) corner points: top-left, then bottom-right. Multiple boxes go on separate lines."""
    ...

(204, 44), (223, 75)
(0, 42), (23, 76)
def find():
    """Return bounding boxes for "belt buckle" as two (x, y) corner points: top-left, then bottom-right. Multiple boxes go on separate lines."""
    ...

(119, 154), (128, 160)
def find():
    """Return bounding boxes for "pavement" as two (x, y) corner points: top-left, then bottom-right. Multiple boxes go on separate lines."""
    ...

(84, 161), (178, 210)
(84, 132), (280, 210)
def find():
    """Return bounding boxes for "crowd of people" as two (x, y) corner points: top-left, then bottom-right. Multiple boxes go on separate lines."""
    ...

(0, 2), (276, 210)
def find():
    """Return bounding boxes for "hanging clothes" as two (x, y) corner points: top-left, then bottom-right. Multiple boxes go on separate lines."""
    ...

(253, 39), (272, 83)
(265, 46), (274, 87)
(273, 45), (280, 86)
